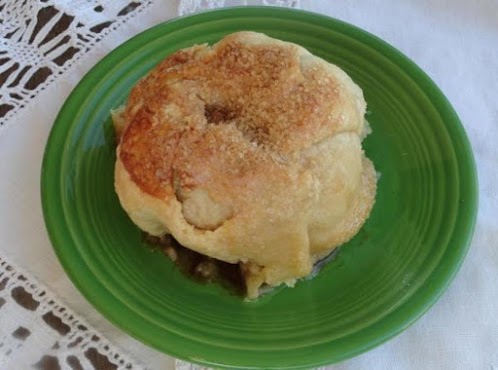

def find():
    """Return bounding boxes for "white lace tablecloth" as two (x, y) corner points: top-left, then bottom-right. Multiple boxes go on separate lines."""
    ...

(1, 0), (497, 369)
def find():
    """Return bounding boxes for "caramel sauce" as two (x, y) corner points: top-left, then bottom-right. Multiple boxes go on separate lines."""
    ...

(143, 233), (246, 296)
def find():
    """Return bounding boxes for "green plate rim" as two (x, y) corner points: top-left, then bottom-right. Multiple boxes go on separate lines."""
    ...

(41, 6), (478, 368)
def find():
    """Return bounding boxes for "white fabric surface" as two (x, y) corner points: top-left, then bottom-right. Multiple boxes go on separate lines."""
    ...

(0, 0), (496, 369)
(178, 0), (300, 16)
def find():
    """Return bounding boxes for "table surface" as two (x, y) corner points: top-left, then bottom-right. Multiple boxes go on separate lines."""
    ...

(1, 0), (497, 369)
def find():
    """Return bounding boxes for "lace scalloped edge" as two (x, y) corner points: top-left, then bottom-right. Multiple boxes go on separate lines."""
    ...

(0, 0), (153, 132)
(0, 255), (146, 369)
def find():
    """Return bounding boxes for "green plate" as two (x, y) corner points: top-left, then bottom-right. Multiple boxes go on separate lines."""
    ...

(41, 7), (478, 369)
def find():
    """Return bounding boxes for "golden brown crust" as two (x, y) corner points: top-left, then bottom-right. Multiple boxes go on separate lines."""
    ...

(114, 32), (376, 298)
(120, 32), (363, 198)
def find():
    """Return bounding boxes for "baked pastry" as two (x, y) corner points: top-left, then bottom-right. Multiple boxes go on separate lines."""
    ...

(112, 31), (376, 298)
